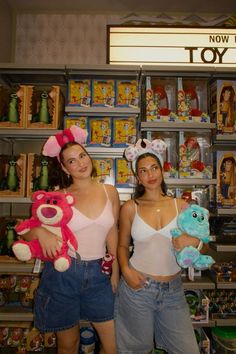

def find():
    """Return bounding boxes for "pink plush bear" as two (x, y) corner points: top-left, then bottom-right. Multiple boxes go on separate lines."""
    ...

(13, 190), (78, 272)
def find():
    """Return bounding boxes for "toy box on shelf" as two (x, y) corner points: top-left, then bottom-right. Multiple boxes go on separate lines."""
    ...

(0, 85), (28, 129)
(216, 151), (236, 209)
(0, 154), (26, 197)
(146, 131), (178, 178)
(210, 79), (236, 134)
(203, 289), (236, 320)
(92, 79), (115, 107)
(209, 261), (236, 284)
(25, 85), (64, 129)
(115, 158), (135, 188)
(64, 115), (88, 130)
(145, 76), (177, 122)
(177, 77), (210, 123)
(0, 272), (39, 308)
(67, 79), (91, 107)
(0, 217), (18, 259)
(26, 153), (57, 197)
(88, 117), (112, 147)
(113, 117), (137, 147)
(194, 328), (210, 354)
(184, 289), (209, 325)
(92, 158), (115, 185)
(179, 132), (213, 179)
(115, 79), (139, 107)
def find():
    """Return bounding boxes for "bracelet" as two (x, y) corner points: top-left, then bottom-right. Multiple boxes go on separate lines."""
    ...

(197, 240), (203, 251)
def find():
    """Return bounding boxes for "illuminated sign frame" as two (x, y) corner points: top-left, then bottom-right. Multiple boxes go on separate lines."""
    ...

(107, 26), (236, 67)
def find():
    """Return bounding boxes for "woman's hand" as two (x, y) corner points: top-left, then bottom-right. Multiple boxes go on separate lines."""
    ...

(122, 266), (146, 290)
(36, 228), (62, 258)
(172, 233), (199, 251)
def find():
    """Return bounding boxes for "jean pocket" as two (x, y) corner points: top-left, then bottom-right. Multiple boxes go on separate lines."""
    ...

(122, 278), (145, 293)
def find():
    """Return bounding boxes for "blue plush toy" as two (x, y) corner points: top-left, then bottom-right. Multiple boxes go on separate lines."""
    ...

(171, 204), (215, 270)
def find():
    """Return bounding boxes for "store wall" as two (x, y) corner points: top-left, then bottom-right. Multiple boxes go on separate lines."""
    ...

(0, 0), (12, 62)
(13, 12), (235, 65)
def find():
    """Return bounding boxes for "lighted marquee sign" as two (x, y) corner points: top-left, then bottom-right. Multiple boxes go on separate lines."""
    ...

(108, 26), (236, 67)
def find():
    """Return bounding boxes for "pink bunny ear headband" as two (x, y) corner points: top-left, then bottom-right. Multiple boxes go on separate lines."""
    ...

(124, 138), (167, 172)
(42, 125), (88, 160)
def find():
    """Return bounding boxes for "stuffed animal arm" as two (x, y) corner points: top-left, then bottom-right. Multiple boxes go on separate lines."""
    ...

(13, 190), (78, 272)
(171, 204), (215, 270)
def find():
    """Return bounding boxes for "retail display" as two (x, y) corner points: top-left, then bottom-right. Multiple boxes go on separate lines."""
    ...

(0, 64), (235, 353)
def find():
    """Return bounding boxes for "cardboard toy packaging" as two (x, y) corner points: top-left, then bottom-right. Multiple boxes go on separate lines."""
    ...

(210, 80), (236, 134)
(0, 85), (28, 128)
(216, 151), (236, 208)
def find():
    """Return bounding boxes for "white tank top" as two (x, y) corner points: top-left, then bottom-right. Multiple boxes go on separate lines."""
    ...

(129, 198), (181, 276)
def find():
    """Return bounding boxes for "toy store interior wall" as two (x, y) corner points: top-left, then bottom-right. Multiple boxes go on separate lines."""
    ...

(0, 0), (236, 64)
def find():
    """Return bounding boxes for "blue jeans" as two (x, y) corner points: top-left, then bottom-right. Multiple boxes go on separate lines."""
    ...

(34, 257), (114, 333)
(115, 275), (199, 354)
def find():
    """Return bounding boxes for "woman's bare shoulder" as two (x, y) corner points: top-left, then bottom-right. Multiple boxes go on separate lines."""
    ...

(175, 197), (188, 211)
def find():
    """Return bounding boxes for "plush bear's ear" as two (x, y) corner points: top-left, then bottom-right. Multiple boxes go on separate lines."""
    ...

(66, 194), (75, 205)
(32, 190), (46, 202)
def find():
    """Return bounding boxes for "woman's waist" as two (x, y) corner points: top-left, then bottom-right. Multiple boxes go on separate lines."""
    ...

(130, 262), (181, 282)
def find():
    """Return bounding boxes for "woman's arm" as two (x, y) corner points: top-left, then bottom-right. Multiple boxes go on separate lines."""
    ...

(18, 227), (62, 259)
(118, 200), (146, 289)
(105, 185), (120, 292)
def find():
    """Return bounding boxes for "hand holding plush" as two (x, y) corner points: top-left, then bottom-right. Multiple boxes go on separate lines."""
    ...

(171, 204), (215, 270)
(13, 190), (78, 272)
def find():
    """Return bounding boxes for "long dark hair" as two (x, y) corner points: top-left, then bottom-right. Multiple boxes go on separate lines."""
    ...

(48, 142), (96, 189)
(132, 152), (167, 199)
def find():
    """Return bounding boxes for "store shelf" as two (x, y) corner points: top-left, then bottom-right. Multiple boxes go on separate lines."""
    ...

(0, 197), (31, 203)
(0, 129), (61, 139)
(65, 106), (139, 115)
(216, 282), (236, 289)
(193, 320), (215, 328)
(166, 178), (217, 186)
(217, 209), (236, 216)
(182, 275), (215, 290)
(212, 315), (236, 326)
(0, 63), (67, 85)
(0, 306), (33, 322)
(66, 64), (141, 78)
(210, 243), (236, 252)
(0, 259), (41, 274)
(141, 121), (216, 131)
(215, 134), (236, 141)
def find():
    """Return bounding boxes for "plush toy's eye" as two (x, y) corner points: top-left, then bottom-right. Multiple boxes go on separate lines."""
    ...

(46, 199), (50, 204)
(53, 199), (57, 205)
(192, 211), (197, 218)
(201, 215), (204, 220)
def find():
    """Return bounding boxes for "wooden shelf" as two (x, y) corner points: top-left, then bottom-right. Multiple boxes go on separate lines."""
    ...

(182, 276), (215, 290)
(210, 243), (236, 252)
(0, 306), (34, 322)
(141, 121), (215, 131)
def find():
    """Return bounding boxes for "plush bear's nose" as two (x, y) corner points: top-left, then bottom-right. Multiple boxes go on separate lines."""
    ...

(41, 206), (57, 218)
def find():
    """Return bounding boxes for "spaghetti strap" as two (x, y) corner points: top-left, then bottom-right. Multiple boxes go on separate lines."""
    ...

(174, 198), (179, 215)
(102, 184), (109, 199)
(133, 200), (138, 213)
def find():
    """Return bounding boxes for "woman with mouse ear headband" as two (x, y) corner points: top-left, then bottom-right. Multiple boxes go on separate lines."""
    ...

(18, 125), (120, 354)
(115, 138), (201, 354)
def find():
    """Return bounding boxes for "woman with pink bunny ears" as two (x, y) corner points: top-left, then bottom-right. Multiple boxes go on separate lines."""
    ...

(115, 138), (203, 354)
(19, 125), (120, 354)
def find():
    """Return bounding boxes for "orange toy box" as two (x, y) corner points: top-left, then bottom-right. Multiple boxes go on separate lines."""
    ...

(0, 85), (27, 128)
(24, 85), (64, 129)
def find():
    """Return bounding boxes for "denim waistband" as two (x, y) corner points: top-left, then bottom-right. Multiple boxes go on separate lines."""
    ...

(144, 274), (182, 290)
(73, 256), (103, 265)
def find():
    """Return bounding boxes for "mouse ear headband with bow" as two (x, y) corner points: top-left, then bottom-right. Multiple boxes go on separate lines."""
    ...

(124, 138), (167, 172)
(42, 125), (88, 160)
